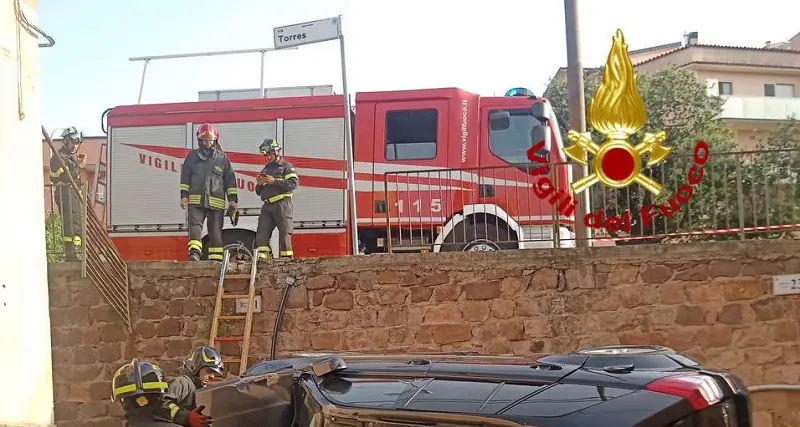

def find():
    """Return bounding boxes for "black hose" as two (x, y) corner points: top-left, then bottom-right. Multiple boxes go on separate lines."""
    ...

(270, 273), (296, 361)
(101, 108), (113, 135)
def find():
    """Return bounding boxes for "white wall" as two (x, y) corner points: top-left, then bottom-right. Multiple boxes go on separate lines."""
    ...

(0, 0), (55, 425)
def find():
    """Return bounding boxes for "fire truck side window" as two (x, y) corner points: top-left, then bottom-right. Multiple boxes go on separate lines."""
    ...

(488, 108), (547, 164)
(385, 109), (438, 161)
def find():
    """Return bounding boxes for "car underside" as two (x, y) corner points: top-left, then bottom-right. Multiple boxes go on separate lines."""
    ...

(195, 345), (751, 427)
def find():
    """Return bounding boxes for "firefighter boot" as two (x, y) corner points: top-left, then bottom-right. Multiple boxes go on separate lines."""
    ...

(188, 250), (201, 262)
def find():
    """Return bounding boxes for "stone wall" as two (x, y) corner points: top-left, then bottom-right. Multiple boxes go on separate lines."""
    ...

(48, 240), (800, 427)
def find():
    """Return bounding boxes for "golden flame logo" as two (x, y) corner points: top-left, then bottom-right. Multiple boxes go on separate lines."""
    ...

(564, 29), (672, 196)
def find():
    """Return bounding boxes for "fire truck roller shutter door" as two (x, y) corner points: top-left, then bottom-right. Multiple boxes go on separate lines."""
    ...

(432, 204), (523, 253)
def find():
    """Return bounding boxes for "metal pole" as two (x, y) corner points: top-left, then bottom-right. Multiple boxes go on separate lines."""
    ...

(260, 51), (266, 97)
(137, 59), (150, 104)
(339, 33), (360, 255)
(563, 0), (590, 247)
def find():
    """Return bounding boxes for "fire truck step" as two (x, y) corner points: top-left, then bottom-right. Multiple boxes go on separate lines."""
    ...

(214, 336), (244, 342)
(219, 315), (246, 320)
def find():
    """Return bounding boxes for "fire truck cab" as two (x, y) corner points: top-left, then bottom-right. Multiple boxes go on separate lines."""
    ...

(103, 87), (575, 261)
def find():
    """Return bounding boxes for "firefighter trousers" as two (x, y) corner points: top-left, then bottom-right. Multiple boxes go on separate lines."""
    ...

(255, 198), (294, 260)
(54, 183), (83, 261)
(187, 206), (224, 261)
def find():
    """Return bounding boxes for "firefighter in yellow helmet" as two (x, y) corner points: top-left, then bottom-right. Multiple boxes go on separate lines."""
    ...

(111, 358), (211, 427)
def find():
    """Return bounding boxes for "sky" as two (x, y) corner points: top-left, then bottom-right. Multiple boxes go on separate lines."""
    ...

(38, 0), (799, 136)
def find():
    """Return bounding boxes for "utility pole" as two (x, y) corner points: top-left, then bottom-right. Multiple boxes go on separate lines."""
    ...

(563, 0), (591, 247)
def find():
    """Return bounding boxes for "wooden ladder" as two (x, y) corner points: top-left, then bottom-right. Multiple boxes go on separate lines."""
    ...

(208, 249), (259, 376)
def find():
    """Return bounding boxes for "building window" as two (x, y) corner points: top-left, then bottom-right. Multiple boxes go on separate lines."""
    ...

(718, 82), (733, 96)
(764, 83), (795, 98)
(488, 108), (548, 164)
(385, 109), (438, 161)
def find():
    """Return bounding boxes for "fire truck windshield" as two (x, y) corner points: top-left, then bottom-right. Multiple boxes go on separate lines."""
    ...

(488, 108), (548, 164)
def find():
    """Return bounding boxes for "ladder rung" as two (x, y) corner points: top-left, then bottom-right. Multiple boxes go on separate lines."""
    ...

(223, 357), (241, 363)
(214, 336), (244, 342)
(222, 293), (249, 299)
(219, 315), (246, 320)
(225, 274), (251, 280)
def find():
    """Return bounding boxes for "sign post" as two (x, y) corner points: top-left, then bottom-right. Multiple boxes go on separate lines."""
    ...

(274, 16), (360, 255)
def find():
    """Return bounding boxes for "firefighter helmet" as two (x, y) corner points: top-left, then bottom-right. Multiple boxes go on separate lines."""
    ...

(61, 127), (84, 144)
(111, 358), (169, 403)
(196, 123), (219, 141)
(259, 138), (280, 155)
(184, 346), (224, 376)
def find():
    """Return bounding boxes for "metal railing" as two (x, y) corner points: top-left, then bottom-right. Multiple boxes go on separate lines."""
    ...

(43, 126), (132, 332)
(382, 148), (800, 252)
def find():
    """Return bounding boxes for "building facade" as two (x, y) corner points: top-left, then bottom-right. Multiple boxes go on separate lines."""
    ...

(550, 31), (800, 150)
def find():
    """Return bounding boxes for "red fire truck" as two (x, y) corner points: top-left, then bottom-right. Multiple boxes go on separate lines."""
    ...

(100, 87), (576, 261)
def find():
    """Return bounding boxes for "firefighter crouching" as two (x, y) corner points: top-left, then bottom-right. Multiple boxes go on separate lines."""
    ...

(165, 345), (224, 425)
(254, 138), (298, 260)
(180, 123), (238, 261)
(49, 127), (87, 262)
(111, 358), (211, 427)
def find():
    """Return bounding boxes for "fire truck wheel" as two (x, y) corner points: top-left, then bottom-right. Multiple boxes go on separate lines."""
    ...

(441, 220), (517, 252)
(202, 230), (256, 261)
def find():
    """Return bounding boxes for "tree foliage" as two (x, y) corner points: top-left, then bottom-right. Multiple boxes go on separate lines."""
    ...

(45, 212), (65, 263)
(543, 66), (799, 242)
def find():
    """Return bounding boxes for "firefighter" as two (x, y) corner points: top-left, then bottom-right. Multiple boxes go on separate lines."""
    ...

(179, 123), (238, 262)
(165, 345), (224, 419)
(111, 358), (211, 427)
(49, 127), (86, 262)
(254, 138), (298, 261)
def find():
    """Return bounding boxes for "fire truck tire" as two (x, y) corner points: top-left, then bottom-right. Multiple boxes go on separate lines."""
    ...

(441, 219), (518, 252)
(202, 229), (256, 261)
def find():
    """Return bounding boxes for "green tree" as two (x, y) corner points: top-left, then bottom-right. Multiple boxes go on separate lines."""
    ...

(544, 66), (748, 242)
(45, 212), (65, 263)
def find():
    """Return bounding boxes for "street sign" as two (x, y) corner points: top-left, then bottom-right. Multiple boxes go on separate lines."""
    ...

(273, 16), (342, 49)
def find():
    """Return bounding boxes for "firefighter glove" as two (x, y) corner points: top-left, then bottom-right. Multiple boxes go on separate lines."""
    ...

(188, 405), (212, 427)
(228, 206), (239, 227)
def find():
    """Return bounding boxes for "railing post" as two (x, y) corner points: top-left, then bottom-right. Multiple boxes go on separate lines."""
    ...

(81, 181), (88, 279)
(735, 160), (746, 240)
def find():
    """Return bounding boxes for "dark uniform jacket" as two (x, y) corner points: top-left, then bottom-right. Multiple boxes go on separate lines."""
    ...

(255, 159), (299, 203)
(123, 406), (184, 427)
(164, 374), (201, 426)
(49, 146), (81, 186)
(180, 148), (238, 210)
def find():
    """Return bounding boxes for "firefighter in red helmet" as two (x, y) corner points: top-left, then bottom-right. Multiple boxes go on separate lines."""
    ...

(179, 123), (238, 261)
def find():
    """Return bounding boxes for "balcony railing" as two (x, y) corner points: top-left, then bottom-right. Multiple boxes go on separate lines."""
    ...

(720, 96), (800, 121)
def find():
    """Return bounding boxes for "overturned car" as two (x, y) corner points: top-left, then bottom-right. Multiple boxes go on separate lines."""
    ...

(195, 345), (751, 427)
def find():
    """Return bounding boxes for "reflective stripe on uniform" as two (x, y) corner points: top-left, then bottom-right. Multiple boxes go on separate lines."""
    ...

(113, 380), (168, 397)
(63, 236), (73, 243)
(51, 167), (65, 178)
(168, 402), (180, 419)
(208, 247), (223, 260)
(180, 183), (190, 191)
(72, 236), (82, 247)
(279, 250), (293, 257)
(187, 194), (202, 204)
(188, 239), (202, 252)
(226, 187), (237, 196)
(283, 172), (298, 180)
(267, 193), (292, 204)
(256, 245), (271, 260)
(208, 196), (226, 210)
